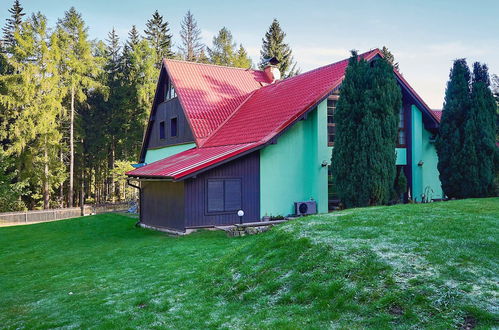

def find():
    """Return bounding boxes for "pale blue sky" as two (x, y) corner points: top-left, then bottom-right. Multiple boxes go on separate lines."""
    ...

(2, 0), (498, 108)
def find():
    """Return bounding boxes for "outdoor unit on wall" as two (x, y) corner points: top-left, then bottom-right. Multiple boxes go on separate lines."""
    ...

(294, 201), (317, 216)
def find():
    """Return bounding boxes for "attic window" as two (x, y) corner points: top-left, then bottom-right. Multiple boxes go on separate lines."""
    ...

(159, 121), (166, 139)
(165, 79), (177, 101)
(170, 117), (178, 137)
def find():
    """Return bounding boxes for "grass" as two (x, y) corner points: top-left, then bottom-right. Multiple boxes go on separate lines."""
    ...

(0, 198), (497, 329)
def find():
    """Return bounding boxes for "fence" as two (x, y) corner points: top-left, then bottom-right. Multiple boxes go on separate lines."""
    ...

(0, 202), (130, 226)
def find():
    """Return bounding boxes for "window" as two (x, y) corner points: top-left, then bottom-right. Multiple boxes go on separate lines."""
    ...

(170, 117), (178, 137)
(327, 98), (337, 146)
(159, 121), (165, 139)
(397, 107), (406, 146)
(207, 179), (241, 213)
(165, 80), (177, 101)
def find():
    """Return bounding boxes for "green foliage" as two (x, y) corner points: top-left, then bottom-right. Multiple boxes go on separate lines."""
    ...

(232, 44), (252, 68)
(437, 60), (497, 198)
(394, 168), (407, 199)
(0, 199), (497, 327)
(207, 27), (236, 66)
(381, 46), (399, 70)
(331, 51), (402, 207)
(259, 19), (298, 78)
(179, 10), (203, 62)
(0, 150), (27, 211)
(2, 0), (25, 52)
(144, 10), (173, 66)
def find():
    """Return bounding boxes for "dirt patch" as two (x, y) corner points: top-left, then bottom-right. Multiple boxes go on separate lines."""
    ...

(460, 315), (477, 330)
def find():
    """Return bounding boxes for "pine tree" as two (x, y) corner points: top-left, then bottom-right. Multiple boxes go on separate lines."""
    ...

(127, 25), (140, 48)
(259, 19), (298, 78)
(381, 46), (399, 70)
(0, 13), (65, 209)
(144, 10), (173, 67)
(436, 59), (471, 198)
(207, 27), (236, 66)
(197, 47), (210, 64)
(331, 51), (402, 207)
(56, 7), (102, 207)
(179, 10), (203, 62)
(232, 44), (252, 68)
(2, 0), (25, 52)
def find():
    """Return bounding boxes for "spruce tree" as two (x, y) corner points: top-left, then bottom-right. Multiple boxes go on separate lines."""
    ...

(436, 59), (471, 198)
(144, 10), (173, 67)
(207, 27), (236, 66)
(232, 44), (252, 68)
(56, 7), (102, 207)
(331, 51), (401, 207)
(179, 10), (203, 62)
(0, 13), (65, 209)
(259, 19), (298, 78)
(2, 0), (25, 52)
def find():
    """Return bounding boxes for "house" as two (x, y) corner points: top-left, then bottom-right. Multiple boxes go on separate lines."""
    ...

(126, 48), (443, 232)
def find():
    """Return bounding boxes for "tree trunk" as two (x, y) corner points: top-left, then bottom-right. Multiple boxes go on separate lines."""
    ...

(108, 141), (115, 202)
(59, 148), (64, 207)
(69, 84), (75, 207)
(80, 166), (85, 216)
(43, 138), (50, 209)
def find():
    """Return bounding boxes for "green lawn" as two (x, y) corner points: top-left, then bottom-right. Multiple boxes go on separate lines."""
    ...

(0, 199), (498, 329)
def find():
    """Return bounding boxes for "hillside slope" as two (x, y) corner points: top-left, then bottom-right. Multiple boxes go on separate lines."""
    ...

(0, 198), (497, 328)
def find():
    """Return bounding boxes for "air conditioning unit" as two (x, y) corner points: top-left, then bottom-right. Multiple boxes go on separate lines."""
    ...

(294, 201), (317, 216)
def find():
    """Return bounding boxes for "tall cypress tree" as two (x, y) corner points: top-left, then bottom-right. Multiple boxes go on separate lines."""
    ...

(2, 0), (25, 52)
(144, 10), (173, 67)
(381, 46), (399, 70)
(259, 19), (298, 78)
(436, 59), (471, 198)
(331, 51), (401, 207)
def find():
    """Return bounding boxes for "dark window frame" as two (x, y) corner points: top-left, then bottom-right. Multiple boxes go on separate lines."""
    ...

(159, 121), (166, 140)
(327, 95), (338, 146)
(170, 117), (178, 137)
(397, 107), (406, 147)
(205, 178), (242, 215)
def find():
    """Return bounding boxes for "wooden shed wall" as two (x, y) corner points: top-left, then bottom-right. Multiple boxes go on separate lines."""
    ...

(184, 152), (260, 227)
(140, 181), (185, 231)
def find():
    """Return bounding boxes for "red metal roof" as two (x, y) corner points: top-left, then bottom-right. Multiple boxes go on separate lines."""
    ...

(129, 48), (436, 180)
(164, 60), (271, 143)
(431, 109), (442, 122)
(127, 143), (257, 180)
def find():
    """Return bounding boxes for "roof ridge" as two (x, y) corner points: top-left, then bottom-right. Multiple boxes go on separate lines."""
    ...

(200, 89), (259, 147)
(163, 58), (263, 73)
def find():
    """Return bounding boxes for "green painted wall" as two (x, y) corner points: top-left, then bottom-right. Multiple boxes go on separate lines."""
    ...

(144, 142), (196, 164)
(395, 148), (407, 165)
(260, 100), (329, 217)
(410, 105), (442, 201)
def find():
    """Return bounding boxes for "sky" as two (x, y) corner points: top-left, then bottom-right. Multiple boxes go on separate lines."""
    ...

(1, 0), (498, 109)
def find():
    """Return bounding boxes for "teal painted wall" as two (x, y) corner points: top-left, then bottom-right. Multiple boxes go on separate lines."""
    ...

(410, 105), (442, 201)
(260, 100), (329, 217)
(396, 148), (407, 165)
(421, 125), (444, 199)
(144, 142), (196, 164)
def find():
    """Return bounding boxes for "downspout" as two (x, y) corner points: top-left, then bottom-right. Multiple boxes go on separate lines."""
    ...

(127, 179), (142, 226)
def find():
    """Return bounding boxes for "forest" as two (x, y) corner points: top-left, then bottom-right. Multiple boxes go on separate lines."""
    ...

(0, 1), (298, 211)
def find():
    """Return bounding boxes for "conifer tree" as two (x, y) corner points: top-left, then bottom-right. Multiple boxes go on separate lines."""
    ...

(197, 47), (210, 64)
(232, 44), (252, 68)
(0, 13), (65, 209)
(381, 46), (399, 70)
(436, 59), (471, 198)
(259, 19), (298, 77)
(331, 51), (402, 207)
(144, 10), (173, 66)
(207, 27), (236, 66)
(56, 7), (102, 207)
(179, 10), (203, 62)
(2, 0), (25, 52)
